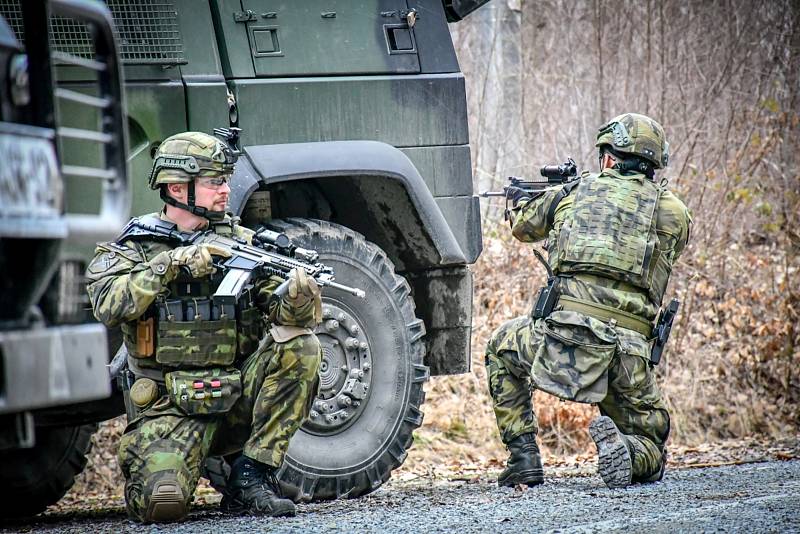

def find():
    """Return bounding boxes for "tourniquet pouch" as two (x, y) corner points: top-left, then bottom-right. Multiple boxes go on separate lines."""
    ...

(156, 318), (238, 368)
(531, 310), (617, 403)
(165, 368), (242, 415)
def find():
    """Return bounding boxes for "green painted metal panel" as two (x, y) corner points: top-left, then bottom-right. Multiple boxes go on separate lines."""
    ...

(232, 73), (468, 147)
(408, 0), (460, 73)
(240, 0), (420, 76)
(210, 0), (256, 79)
(400, 145), (472, 196)
(174, 0), (223, 77)
(124, 81), (188, 217)
(184, 79), (230, 133)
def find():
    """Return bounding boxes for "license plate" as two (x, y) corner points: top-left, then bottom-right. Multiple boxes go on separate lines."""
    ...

(0, 122), (61, 217)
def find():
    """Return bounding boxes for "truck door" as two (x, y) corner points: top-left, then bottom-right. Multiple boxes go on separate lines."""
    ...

(240, 0), (420, 76)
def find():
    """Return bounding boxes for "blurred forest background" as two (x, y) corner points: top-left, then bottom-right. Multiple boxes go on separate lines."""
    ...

(411, 0), (800, 472)
(73, 0), (800, 498)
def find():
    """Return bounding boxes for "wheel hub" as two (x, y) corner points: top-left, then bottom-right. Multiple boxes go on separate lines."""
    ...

(304, 303), (372, 434)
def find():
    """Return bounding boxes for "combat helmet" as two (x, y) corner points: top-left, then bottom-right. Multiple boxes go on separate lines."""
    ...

(148, 129), (240, 220)
(595, 113), (669, 171)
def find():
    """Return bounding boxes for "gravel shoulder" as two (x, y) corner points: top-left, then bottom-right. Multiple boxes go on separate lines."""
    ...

(4, 460), (799, 534)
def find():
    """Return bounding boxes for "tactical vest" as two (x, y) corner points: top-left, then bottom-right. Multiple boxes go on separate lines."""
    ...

(551, 171), (671, 306)
(118, 217), (264, 372)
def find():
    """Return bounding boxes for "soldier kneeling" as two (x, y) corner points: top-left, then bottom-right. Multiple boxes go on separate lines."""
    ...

(87, 131), (322, 522)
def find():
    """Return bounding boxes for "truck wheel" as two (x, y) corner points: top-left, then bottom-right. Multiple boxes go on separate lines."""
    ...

(0, 423), (96, 518)
(266, 218), (428, 501)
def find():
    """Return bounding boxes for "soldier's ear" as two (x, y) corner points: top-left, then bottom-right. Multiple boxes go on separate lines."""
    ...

(166, 183), (187, 201)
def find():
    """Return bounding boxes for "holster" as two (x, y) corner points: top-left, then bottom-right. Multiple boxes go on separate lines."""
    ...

(532, 277), (560, 319)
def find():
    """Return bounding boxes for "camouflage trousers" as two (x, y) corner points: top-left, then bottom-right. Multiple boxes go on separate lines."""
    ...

(118, 333), (321, 522)
(485, 313), (670, 482)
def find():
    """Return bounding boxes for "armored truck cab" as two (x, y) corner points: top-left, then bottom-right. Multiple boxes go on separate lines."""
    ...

(0, 0), (129, 518)
(3, 0), (489, 507)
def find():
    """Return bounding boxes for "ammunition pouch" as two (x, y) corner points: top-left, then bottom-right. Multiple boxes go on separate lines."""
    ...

(156, 316), (238, 368)
(165, 368), (242, 415)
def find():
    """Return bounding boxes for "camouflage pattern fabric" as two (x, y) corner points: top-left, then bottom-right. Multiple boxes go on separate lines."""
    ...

(118, 333), (320, 522)
(511, 168), (691, 322)
(88, 211), (321, 521)
(488, 168), (691, 482)
(485, 313), (669, 481)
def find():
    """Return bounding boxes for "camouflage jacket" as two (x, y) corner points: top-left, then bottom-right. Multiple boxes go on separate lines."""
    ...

(86, 212), (317, 362)
(512, 168), (692, 323)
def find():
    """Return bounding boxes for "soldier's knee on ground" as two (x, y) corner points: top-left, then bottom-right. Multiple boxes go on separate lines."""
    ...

(125, 470), (190, 523)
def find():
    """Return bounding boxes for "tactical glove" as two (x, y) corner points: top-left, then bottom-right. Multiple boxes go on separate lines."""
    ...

(506, 186), (531, 207)
(149, 244), (230, 279)
(284, 267), (322, 322)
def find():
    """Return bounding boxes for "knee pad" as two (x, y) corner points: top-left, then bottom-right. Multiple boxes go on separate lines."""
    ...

(129, 472), (188, 523)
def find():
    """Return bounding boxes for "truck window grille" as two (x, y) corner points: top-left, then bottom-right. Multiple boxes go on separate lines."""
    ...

(0, 0), (185, 65)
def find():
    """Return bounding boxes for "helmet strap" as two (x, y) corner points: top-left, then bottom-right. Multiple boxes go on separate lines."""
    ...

(613, 159), (654, 179)
(160, 183), (226, 221)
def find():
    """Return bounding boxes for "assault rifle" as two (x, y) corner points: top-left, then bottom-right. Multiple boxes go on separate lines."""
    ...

(480, 158), (579, 220)
(121, 216), (366, 306)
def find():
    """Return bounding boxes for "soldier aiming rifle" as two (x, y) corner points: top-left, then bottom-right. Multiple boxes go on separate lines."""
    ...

(482, 113), (691, 490)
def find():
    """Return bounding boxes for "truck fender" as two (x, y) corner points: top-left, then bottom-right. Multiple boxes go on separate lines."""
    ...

(229, 140), (468, 270)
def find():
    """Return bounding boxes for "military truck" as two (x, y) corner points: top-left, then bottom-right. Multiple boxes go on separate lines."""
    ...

(1, 0), (488, 509)
(0, 0), (129, 519)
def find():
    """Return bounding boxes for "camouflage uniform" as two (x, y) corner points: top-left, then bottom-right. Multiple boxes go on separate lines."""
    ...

(86, 212), (321, 521)
(486, 161), (691, 483)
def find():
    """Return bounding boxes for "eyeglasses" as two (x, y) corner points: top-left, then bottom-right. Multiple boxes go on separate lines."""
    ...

(197, 175), (230, 190)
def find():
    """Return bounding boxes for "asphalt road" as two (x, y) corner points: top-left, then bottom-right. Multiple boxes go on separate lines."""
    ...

(4, 460), (799, 533)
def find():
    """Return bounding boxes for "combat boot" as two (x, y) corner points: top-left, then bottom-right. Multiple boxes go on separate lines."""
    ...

(221, 456), (296, 517)
(497, 433), (544, 487)
(589, 416), (633, 489)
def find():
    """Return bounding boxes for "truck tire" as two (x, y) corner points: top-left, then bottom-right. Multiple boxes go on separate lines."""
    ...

(266, 218), (428, 501)
(0, 423), (96, 518)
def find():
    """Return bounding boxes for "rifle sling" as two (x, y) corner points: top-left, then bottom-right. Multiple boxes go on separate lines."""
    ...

(546, 180), (581, 228)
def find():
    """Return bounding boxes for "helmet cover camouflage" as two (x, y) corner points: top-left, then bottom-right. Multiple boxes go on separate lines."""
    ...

(595, 113), (669, 169)
(148, 131), (237, 190)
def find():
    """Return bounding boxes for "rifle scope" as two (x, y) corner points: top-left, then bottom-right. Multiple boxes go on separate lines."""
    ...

(540, 158), (577, 181)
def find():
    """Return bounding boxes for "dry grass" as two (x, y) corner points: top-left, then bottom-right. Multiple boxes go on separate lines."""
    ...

(403, 221), (800, 475)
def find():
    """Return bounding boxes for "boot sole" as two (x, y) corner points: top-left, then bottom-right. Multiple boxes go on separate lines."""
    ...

(498, 468), (544, 487)
(144, 477), (187, 523)
(589, 416), (633, 489)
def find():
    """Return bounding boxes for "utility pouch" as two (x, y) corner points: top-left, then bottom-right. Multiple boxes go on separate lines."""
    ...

(165, 368), (242, 415)
(156, 318), (238, 368)
(532, 277), (560, 319)
(135, 317), (155, 357)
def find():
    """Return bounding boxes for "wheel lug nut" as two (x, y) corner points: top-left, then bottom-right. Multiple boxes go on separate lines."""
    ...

(322, 307), (332, 319)
(325, 414), (334, 423)
(345, 337), (359, 349)
(363, 363), (371, 371)
(337, 313), (346, 322)
(309, 410), (319, 419)
(349, 324), (359, 334)
(359, 341), (368, 350)
(325, 320), (339, 332)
